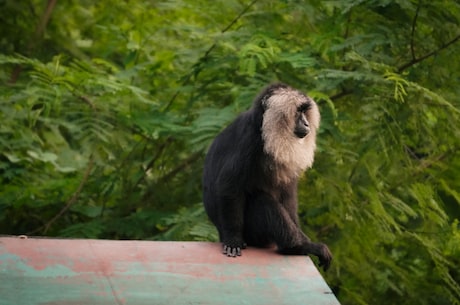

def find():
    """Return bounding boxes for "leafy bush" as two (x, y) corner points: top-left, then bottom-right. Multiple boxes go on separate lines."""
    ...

(1, 1), (459, 304)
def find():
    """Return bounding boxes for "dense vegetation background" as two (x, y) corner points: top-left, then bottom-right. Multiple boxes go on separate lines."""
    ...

(1, 0), (459, 304)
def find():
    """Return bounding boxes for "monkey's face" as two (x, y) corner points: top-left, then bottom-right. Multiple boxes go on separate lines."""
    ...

(262, 88), (319, 140)
(261, 85), (320, 172)
(294, 104), (312, 138)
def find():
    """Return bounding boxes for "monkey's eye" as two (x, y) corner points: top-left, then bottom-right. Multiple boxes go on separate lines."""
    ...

(298, 104), (311, 113)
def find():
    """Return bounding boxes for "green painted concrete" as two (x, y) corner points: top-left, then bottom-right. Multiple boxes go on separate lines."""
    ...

(0, 237), (339, 305)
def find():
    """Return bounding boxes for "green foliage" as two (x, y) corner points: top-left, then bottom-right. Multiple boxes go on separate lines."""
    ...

(1, 0), (459, 304)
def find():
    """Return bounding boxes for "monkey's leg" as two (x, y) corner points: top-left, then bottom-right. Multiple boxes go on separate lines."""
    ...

(245, 193), (332, 270)
(218, 195), (246, 257)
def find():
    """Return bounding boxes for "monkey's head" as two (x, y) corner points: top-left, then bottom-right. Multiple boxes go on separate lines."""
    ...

(258, 84), (320, 179)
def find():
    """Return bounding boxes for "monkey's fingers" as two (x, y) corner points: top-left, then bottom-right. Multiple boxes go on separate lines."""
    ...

(318, 249), (333, 271)
(223, 244), (242, 257)
(319, 258), (331, 271)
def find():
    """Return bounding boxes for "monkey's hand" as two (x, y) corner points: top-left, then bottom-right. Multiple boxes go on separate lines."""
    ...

(222, 239), (247, 257)
(316, 243), (333, 271)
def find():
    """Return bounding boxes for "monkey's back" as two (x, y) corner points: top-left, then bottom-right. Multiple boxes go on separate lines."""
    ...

(202, 109), (263, 222)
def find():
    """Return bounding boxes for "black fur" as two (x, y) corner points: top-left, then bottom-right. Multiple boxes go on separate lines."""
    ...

(202, 83), (332, 270)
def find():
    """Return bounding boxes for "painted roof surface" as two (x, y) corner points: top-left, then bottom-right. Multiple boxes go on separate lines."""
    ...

(0, 237), (339, 305)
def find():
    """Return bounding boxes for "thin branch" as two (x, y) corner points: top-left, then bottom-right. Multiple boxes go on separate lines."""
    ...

(78, 95), (97, 110)
(158, 152), (202, 184)
(402, 228), (451, 235)
(9, 0), (57, 84)
(330, 89), (352, 101)
(410, 1), (422, 61)
(27, 156), (95, 235)
(203, 0), (259, 59)
(44, 156), (94, 233)
(336, 9), (353, 61)
(343, 10), (352, 41)
(33, 0), (57, 46)
(164, 0), (259, 111)
(222, 0), (258, 33)
(398, 34), (460, 72)
(141, 152), (202, 202)
(133, 137), (174, 188)
(416, 153), (447, 173)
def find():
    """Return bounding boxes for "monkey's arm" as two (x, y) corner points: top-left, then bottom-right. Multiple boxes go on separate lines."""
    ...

(246, 188), (332, 271)
(279, 185), (332, 271)
(279, 241), (332, 271)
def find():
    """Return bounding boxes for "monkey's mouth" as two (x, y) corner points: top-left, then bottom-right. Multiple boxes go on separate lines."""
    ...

(294, 129), (310, 138)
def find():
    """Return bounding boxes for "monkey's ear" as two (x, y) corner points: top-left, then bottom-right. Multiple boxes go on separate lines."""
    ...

(261, 94), (270, 110)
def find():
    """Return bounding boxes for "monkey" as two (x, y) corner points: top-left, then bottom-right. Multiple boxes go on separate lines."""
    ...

(202, 83), (332, 271)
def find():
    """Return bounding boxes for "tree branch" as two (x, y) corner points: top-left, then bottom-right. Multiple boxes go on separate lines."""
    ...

(410, 1), (422, 61)
(164, 0), (259, 111)
(9, 0), (57, 84)
(330, 88), (353, 101)
(398, 34), (460, 72)
(223, 0), (258, 33)
(203, 0), (259, 59)
(343, 10), (352, 41)
(158, 152), (202, 184)
(33, 0), (57, 45)
(141, 152), (202, 202)
(28, 156), (95, 235)
(133, 137), (174, 188)
(78, 94), (97, 110)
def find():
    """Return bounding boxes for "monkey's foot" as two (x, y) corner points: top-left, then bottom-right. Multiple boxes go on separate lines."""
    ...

(314, 243), (333, 271)
(222, 241), (247, 257)
(279, 242), (332, 271)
